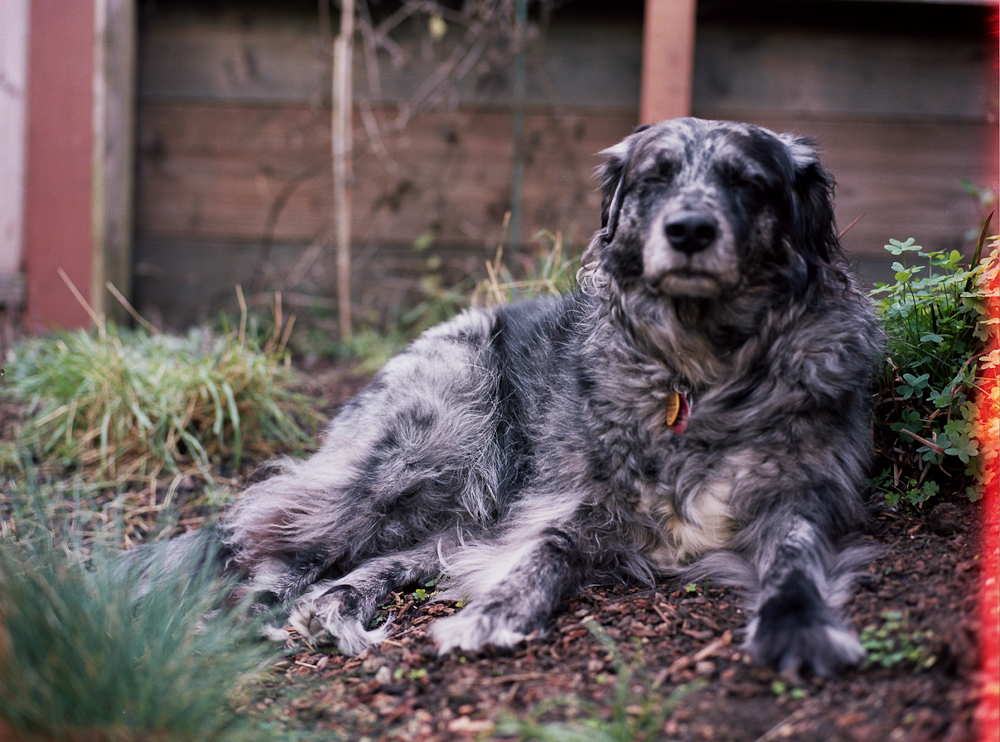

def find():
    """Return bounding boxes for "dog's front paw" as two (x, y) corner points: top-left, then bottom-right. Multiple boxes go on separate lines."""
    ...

(287, 584), (391, 655)
(746, 594), (864, 678)
(430, 605), (530, 654)
(745, 566), (866, 678)
(747, 617), (864, 678)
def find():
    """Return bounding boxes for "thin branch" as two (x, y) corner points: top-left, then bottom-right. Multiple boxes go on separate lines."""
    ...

(837, 213), (865, 239)
(58, 268), (105, 337)
(897, 427), (946, 455)
(395, 2), (506, 127)
(105, 282), (160, 335)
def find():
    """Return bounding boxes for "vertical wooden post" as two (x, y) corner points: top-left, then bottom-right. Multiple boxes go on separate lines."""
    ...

(639, 0), (697, 125)
(92, 0), (138, 322)
(333, 0), (354, 341)
(22, 0), (136, 331)
(24, 0), (97, 330)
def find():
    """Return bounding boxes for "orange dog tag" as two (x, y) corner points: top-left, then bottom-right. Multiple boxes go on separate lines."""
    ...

(665, 393), (681, 427)
(666, 392), (690, 434)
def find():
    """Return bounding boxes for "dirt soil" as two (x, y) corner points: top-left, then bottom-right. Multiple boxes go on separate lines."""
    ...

(237, 364), (993, 742)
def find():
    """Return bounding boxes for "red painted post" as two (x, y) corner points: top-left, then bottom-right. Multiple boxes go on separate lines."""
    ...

(23, 0), (96, 331)
(639, 0), (697, 126)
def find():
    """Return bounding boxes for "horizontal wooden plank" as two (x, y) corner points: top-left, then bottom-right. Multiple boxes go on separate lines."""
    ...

(138, 4), (989, 122)
(135, 103), (637, 249)
(133, 238), (502, 331)
(692, 25), (991, 120)
(138, 15), (643, 110)
(135, 102), (992, 263)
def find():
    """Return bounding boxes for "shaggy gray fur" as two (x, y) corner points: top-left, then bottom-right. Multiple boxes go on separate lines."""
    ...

(160, 118), (884, 677)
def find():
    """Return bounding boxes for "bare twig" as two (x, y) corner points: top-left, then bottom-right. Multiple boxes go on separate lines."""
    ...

(58, 268), (105, 337)
(837, 213), (865, 239)
(396, 6), (495, 127)
(897, 427), (946, 455)
(106, 282), (159, 335)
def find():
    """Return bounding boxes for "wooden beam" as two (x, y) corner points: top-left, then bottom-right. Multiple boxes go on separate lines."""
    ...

(639, 0), (696, 125)
(24, 0), (97, 330)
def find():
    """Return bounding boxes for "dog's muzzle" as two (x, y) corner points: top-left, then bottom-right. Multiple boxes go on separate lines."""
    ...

(645, 211), (724, 299)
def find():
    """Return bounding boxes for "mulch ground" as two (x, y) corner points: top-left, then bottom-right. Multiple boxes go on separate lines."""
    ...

(237, 363), (993, 742)
(0, 360), (993, 742)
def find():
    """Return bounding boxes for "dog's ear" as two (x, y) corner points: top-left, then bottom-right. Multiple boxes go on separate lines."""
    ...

(780, 135), (841, 266)
(597, 137), (634, 243)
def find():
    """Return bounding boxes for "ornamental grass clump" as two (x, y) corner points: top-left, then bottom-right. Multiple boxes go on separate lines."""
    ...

(4, 300), (319, 484)
(0, 529), (273, 741)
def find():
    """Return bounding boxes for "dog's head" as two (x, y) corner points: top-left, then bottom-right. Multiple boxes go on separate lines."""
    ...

(589, 118), (841, 302)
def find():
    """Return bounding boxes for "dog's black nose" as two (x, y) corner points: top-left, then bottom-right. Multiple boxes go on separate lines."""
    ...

(665, 214), (718, 255)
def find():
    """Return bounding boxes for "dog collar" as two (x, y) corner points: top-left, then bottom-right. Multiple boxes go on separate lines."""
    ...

(666, 392), (690, 434)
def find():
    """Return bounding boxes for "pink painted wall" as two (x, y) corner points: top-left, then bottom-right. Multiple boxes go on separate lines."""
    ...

(23, 0), (95, 330)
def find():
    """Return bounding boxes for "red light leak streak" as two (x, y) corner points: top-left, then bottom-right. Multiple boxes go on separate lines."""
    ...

(977, 9), (999, 737)
(977, 259), (998, 742)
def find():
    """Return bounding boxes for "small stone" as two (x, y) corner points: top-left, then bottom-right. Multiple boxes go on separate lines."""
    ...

(447, 717), (495, 735)
(926, 502), (963, 536)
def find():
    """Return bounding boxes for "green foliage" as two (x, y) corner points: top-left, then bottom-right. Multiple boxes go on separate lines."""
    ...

(3, 319), (320, 483)
(769, 680), (806, 700)
(0, 526), (274, 741)
(870, 231), (997, 508)
(859, 611), (935, 670)
(393, 667), (428, 681)
(881, 479), (939, 511)
(497, 622), (702, 742)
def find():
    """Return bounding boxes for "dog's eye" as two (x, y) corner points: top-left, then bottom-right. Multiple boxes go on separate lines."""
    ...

(642, 167), (679, 188)
(640, 175), (672, 188)
(719, 165), (768, 193)
(639, 158), (680, 187)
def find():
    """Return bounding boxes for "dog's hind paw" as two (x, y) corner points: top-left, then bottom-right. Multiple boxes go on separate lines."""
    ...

(430, 606), (530, 654)
(287, 585), (391, 655)
(261, 624), (293, 642)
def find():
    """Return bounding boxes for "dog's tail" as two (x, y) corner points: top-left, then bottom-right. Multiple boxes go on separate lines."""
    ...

(117, 526), (233, 599)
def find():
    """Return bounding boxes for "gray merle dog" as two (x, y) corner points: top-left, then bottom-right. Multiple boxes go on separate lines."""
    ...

(156, 118), (883, 678)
